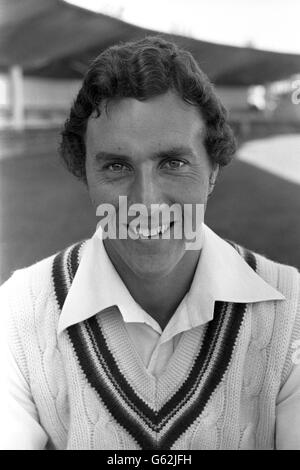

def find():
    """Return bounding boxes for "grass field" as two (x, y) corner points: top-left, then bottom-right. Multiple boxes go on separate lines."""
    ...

(1, 135), (300, 284)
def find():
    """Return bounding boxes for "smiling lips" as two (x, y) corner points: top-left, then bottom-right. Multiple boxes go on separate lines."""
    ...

(128, 221), (175, 239)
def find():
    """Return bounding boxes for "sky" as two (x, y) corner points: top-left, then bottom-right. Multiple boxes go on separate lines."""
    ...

(65, 0), (300, 54)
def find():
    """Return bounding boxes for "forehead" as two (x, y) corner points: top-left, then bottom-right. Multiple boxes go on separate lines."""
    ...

(85, 91), (206, 155)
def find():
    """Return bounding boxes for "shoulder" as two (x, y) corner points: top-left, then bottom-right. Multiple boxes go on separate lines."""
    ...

(0, 250), (61, 380)
(232, 241), (300, 303)
(0, 241), (86, 379)
(231, 241), (300, 338)
(255, 250), (299, 303)
(250, 248), (300, 330)
(0, 252), (55, 309)
(0, 240), (85, 325)
(235, 245), (300, 386)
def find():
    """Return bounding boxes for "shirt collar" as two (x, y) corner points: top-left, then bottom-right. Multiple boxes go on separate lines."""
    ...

(57, 224), (285, 335)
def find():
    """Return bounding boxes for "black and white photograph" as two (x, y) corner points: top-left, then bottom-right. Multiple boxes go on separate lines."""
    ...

(0, 0), (300, 452)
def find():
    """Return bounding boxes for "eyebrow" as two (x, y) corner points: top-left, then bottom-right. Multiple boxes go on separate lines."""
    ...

(94, 146), (197, 163)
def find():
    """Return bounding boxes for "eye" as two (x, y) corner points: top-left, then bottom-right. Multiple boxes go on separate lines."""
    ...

(161, 159), (186, 170)
(107, 163), (131, 173)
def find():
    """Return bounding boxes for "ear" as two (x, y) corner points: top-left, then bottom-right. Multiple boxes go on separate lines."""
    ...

(208, 164), (219, 196)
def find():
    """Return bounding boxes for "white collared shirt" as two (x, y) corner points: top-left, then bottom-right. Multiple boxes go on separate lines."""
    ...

(1, 224), (299, 449)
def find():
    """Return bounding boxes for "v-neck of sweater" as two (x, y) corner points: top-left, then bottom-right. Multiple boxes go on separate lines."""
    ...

(97, 306), (206, 409)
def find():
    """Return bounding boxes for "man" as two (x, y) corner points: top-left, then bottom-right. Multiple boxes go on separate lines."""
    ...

(0, 36), (299, 450)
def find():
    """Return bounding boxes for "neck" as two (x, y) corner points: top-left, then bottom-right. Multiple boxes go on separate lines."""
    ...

(103, 243), (201, 330)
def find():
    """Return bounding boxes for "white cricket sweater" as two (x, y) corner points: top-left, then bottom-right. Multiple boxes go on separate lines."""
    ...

(1, 241), (300, 449)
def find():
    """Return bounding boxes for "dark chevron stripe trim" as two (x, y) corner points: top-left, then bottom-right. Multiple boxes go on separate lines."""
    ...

(52, 247), (68, 310)
(226, 239), (257, 272)
(52, 241), (84, 310)
(52, 240), (252, 449)
(243, 248), (257, 271)
(68, 241), (82, 280)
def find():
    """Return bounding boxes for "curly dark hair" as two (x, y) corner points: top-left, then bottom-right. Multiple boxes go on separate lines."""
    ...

(60, 36), (236, 183)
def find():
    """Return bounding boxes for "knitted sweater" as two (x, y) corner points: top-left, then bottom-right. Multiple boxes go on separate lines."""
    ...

(2, 241), (300, 450)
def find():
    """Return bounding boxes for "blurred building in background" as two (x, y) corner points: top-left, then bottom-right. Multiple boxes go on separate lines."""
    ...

(0, 72), (80, 129)
(1, 0), (300, 283)
(1, 0), (300, 138)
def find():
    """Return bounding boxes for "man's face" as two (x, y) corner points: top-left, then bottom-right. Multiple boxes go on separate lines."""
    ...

(85, 91), (217, 279)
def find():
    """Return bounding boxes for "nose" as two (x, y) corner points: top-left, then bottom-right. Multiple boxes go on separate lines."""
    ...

(129, 167), (163, 209)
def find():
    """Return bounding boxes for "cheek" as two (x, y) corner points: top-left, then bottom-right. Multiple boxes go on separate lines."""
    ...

(87, 184), (120, 211)
(87, 178), (129, 217)
(86, 172), (102, 205)
(85, 164), (116, 207)
(175, 178), (210, 205)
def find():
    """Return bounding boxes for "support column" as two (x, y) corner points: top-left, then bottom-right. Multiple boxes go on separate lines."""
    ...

(10, 65), (24, 131)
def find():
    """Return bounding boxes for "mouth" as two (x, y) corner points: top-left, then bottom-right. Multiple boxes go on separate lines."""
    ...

(128, 221), (175, 239)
